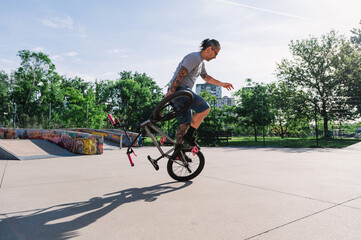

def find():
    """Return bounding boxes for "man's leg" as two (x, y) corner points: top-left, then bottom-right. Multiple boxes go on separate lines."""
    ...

(175, 122), (190, 144)
(191, 108), (211, 129)
(172, 106), (210, 159)
(183, 108), (210, 145)
(177, 89), (210, 146)
(170, 122), (190, 159)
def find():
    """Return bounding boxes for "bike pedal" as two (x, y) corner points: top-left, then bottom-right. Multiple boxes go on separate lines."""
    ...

(147, 155), (159, 171)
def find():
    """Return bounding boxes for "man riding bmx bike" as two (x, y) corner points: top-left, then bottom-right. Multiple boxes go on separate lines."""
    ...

(164, 38), (234, 158)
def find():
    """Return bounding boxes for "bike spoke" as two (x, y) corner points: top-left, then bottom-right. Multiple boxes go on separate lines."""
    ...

(171, 152), (199, 177)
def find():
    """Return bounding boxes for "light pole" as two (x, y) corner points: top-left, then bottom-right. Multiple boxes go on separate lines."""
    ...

(86, 102), (89, 129)
(213, 99), (216, 132)
(49, 103), (51, 129)
(314, 98), (319, 147)
(262, 98), (265, 146)
(13, 103), (16, 129)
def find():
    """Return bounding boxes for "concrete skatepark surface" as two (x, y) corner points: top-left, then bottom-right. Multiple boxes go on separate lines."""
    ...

(1, 145), (361, 239)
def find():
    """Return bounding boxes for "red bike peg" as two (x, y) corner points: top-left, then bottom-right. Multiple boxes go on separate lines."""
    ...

(191, 146), (199, 156)
(160, 137), (166, 146)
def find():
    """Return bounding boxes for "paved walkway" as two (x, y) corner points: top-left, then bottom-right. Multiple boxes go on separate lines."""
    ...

(1, 146), (361, 239)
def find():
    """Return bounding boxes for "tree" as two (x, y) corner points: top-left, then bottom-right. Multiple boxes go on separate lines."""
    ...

(351, 20), (361, 44)
(197, 90), (223, 133)
(11, 50), (59, 127)
(60, 81), (88, 128)
(119, 71), (162, 96)
(94, 79), (115, 113)
(84, 88), (106, 129)
(110, 72), (163, 126)
(60, 77), (105, 128)
(0, 71), (11, 126)
(234, 79), (274, 142)
(268, 82), (313, 138)
(276, 31), (350, 136)
(340, 21), (361, 116)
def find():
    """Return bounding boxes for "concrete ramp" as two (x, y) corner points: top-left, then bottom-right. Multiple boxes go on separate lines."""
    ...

(0, 139), (75, 160)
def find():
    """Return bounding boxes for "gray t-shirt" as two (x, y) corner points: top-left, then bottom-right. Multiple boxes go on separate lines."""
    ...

(169, 52), (207, 89)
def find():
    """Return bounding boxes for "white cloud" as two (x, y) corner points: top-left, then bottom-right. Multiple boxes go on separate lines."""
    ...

(76, 25), (87, 38)
(61, 70), (96, 82)
(50, 55), (62, 61)
(64, 51), (79, 57)
(40, 15), (87, 38)
(108, 49), (126, 54)
(102, 71), (118, 79)
(33, 47), (46, 52)
(0, 58), (15, 64)
(40, 15), (74, 29)
(107, 49), (128, 58)
(0, 43), (10, 49)
(217, 0), (312, 21)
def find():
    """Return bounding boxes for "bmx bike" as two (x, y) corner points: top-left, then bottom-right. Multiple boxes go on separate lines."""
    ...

(108, 90), (205, 182)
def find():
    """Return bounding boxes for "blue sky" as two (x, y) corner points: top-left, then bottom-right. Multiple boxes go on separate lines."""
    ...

(1, 0), (360, 96)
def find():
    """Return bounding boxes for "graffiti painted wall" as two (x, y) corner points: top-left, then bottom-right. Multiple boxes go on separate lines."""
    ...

(0, 128), (103, 155)
(70, 129), (141, 147)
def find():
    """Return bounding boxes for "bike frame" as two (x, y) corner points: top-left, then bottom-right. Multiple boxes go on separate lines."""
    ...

(119, 118), (179, 167)
(139, 119), (176, 159)
(108, 113), (195, 169)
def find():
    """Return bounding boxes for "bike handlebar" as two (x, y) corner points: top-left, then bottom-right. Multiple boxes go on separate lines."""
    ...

(108, 113), (141, 167)
(127, 148), (137, 167)
(107, 113), (116, 125)
(107, 113), (139, 129)
(127, 153), (135, 167)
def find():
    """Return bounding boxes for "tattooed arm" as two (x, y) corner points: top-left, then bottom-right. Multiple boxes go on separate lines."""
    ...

(164, 66), (189, 98)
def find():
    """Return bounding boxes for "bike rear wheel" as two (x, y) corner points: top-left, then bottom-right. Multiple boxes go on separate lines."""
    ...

(167, 148), (205, 181)
(152, 90), (193, 122)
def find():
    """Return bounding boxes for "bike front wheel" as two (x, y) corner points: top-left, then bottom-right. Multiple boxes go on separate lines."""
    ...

(167, 148), (205, 181)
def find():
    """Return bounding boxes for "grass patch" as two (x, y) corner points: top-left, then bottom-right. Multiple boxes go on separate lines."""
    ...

(142, 136), (361, 148)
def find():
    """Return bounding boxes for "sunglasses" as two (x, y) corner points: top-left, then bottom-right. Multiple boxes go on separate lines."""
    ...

(211, 47), (218, 56)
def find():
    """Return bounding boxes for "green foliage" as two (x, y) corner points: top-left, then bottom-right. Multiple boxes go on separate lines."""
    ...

(276, 30), (358, 135)
(268, 81), (313, 138)
(234, 79), (274, 141)
(350, 20), (361, 44)
(60, 80), (88, 128)
(0, 71), (11, 126)
(335, 27), (361, 116)
(108, 72), (163, 125)
(197, 90), (220, 132)
(1, 50), (163, 129)
(10, 50), (61, 127)
(119, 71), (162, 96)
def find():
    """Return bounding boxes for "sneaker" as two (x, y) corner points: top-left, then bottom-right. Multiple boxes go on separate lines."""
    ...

(170, 143), (183, 159)
(182, 135), (196, 146)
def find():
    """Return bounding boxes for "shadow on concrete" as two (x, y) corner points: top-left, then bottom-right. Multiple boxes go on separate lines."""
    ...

(26, 140), (76, 158)
(103, 139), (121, 150)
(0, 181), (192, 240)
